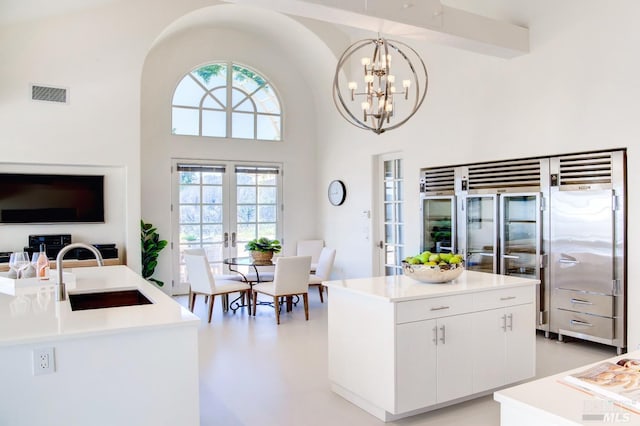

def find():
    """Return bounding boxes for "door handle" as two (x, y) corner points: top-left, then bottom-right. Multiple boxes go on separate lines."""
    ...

(478, 253), (494, 257)
(378, 240), (384, 249)
(570, 319), (593, 327)
(507, 313), (513, 331)
(570, 298), (593, 306)
(432, 326), (438, 345)
(503, 255), (520, 259)
(559, 259), (579, 264)
(224, 232), (229, 248)
(439, 325), (446, 344)
(439, 246), (453, 251)
(231, 232), (237, 248)
(501, 314), (507, 332)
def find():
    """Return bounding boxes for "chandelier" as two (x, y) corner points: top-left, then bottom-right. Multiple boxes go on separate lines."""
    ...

(333, 36), (428, 135)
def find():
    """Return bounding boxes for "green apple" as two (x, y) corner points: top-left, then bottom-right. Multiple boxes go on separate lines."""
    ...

(425, 261), (437, 266)
(428, 254), (441, 263)
(439, 253), (453, 263)
(449, 255), (462, 264)
(418, 253), (430, 263)
(407, 256), (421, 264)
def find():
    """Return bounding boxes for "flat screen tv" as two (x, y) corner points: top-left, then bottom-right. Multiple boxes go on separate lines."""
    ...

(0, 173), (104, 224)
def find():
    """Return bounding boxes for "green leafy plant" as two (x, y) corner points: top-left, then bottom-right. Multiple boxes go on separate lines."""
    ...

(245, 237), (282, 253)
(141, 220), (168, 287)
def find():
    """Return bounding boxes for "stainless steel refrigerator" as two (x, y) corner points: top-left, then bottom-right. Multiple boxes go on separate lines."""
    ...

(420, 167), (457, 254)
(549, 151), (626, 353)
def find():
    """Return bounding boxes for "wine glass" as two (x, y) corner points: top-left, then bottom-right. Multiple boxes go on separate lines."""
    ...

(10, 252), (29, 279)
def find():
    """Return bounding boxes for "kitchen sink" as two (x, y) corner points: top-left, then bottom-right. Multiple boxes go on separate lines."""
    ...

(69, 289), (153, 311)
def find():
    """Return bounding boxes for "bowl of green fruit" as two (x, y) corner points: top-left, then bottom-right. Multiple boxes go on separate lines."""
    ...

(402, 251), (465, 283)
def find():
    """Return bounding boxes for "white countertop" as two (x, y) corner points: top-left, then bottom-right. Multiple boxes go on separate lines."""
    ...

(323, 270), (539, 302)
(494, 350), (640, 425)
(0, 265), (199, 347)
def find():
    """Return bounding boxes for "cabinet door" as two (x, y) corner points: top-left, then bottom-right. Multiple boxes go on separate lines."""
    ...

(505, 303), (536, 384)
(471, 309), (506, 393)
(436, 313), (473, 403)
(396, 320), (437, 413)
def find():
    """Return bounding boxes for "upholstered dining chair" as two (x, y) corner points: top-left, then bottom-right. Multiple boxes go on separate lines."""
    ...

(252, 256), (311, 324)
(308, 247), (336, 303)
(183, 249), (251, 323)
(296, 239), (324, 272)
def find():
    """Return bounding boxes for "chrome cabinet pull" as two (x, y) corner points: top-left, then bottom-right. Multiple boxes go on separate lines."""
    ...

(559, 259), (579, 264)
(500, 296), (516, 301)
(570, 319), (593, 327)
(501, 314), (507, 332)
(503, 255), (520, 259)
(507, 313), (513, 331)
(224, 232), (229, 248)
(430, 306), (450, 311)
(570, 298), (593, 305)
(432, 326), (438, 345)
(479, 252), (494, 257)
(439, 325), (446, 344)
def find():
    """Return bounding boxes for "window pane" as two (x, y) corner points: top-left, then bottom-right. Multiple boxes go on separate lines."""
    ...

(258, 205), (276, 222)
(202, 186), (222, 204)
(253, 86), (280, 114)
(237, 224), (256, 241)
(203, 91), (225, 109)
(179, 172), (200, 184)
(181, 225), (200, 243)
(202, 224), (222, 243)
(236, 173), (255, 185)
(180, 205), (200, 224)
(384, 160), (393, 178)
(204, 244), (223, 263)
(191, 64), (227, 91)
(237, 186), (256, 203)
(202, 205), (222, 223)
(232, 89), (253, 112)
(202, 110), (226, 138)
(257, 115), (281, 141)
(385, 203), (393, 221)
(257, 173), (277, 185)
(202, 173), (222, 185)
(396, 181), (403, 201)
(257, 223), (276, 239)
(258, 187), (276, 203)
(172, 107), (199, 136)
(179, 186), (200, 204)
(237, 205), (256, 223)
(173, 77), (205, 107)
(232, 65), (262, 94)
(232, 112), (254, 139)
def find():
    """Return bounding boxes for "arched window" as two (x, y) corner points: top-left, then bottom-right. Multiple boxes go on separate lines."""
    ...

(172, 62), (282, 141)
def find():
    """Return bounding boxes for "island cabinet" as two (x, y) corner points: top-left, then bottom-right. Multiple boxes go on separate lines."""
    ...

(325, 271), (538, 422)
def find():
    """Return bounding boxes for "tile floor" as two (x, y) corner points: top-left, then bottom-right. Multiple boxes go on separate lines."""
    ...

(176, 292), (617, 426)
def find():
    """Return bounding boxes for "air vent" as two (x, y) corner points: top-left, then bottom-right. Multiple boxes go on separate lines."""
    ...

(420, 167), (455, 194)
(558, 152), (612, 186)
(468, 158), (541, 191)
(31, 85), (68, 103)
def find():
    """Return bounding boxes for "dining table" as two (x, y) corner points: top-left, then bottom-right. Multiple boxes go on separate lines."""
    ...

(223, 257), (275, 313)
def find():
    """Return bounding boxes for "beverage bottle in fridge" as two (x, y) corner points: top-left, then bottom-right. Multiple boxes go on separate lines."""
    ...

(37, 244), (50, 280)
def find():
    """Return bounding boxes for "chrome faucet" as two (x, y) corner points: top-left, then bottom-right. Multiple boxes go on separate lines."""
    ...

(56, 243), (104, 301)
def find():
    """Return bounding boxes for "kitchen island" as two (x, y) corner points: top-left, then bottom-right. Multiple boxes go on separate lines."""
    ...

(0, 265), (200, 426)
(324, 270), (539, 422)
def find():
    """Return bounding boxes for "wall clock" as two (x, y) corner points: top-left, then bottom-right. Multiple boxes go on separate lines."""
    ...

(328, 180), (346, 206)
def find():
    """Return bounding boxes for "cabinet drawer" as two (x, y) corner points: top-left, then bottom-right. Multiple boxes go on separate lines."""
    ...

(396, 294), (473, 324)
(473, 286), (534, 311)
(554, 309), (614, 340)
(554, 289), (614, 317)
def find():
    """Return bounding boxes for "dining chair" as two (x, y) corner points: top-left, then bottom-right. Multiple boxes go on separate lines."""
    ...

(183, 249), (251, 323)
(308, 247), (336, 303)
(296, 239), (324, 272)
(252, 256), (312, 324)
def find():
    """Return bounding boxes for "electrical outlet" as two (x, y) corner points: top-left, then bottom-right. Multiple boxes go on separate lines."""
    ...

(33, 347), (55, 375)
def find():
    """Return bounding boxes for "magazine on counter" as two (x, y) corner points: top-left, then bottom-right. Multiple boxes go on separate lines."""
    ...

(561, 358), (640, 412)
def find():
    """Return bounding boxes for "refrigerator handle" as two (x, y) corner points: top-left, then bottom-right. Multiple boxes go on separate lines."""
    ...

(539, 254), (548, 268)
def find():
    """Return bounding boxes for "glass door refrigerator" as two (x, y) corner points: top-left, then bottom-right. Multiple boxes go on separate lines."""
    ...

(465, 195), (498, 274)
(419, 166), (457, 254)
(500, 193), (541, 280)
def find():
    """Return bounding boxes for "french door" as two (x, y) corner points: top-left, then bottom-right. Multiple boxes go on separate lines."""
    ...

(376, 154), (404, 276)
(171, 160), (282, 294)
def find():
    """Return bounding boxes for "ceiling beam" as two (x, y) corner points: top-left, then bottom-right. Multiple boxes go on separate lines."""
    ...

(220, 0), (529, 58)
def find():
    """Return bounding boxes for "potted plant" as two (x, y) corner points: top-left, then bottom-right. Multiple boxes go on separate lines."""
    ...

(245, 237), (282, 263)
(141, 220), (168, 287)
